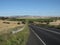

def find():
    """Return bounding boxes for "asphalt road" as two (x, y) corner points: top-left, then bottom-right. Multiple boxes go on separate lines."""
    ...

(27, 27), (44, 45)
(29, 24), (60, 45)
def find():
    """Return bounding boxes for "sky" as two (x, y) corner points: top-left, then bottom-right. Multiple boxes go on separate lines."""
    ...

(0, 0), (60, 16)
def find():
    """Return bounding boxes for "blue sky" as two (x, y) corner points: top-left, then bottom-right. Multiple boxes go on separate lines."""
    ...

(0, 0), (60, 16)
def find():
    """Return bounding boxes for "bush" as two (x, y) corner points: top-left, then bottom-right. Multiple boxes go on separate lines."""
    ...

(3, 22), (10, 24)
(22, 21), (25, 24)
(17, 22), (20, 25)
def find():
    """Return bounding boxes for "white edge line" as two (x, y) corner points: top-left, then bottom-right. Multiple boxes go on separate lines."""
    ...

(30, 28), (46, 45)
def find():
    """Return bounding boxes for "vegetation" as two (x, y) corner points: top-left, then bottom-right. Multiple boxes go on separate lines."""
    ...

(28, 18), (54, 24)
(0, 17), (9, 20)
(8, 18), (25, 21)
(0, 23), (29, 45)
(0, 18), (29, 45)
(3, 22), (10, 24)
(0, 17), (60, 45)
(28, 18), (60, 29)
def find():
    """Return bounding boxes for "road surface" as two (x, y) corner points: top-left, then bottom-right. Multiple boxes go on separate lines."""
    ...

(29, 24), (60, 45)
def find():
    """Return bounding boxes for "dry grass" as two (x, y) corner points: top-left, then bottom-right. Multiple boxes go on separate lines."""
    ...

(34, 21), (47, 25)
(34, 20), (60, 26)
(0, 20), (24, 33)
(49, 20), (60, 26)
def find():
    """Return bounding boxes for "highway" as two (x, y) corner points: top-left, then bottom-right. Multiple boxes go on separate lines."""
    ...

(29, 24), (60, 45)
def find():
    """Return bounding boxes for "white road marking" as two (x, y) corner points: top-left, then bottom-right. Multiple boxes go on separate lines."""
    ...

(34, 25), (60, 35)
(30, 28), (46, 45)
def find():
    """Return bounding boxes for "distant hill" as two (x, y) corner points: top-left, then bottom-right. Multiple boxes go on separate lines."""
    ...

(0, 15), (60, 19)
